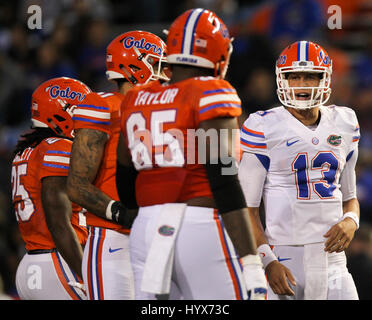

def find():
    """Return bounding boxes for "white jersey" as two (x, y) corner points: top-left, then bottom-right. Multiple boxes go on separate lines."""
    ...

(240, 105), (360, 245)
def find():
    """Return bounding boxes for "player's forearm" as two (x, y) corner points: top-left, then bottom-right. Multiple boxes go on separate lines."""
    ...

(42, 178), (84, 279)
(343, 198), (360, 218)
(49, 221), (84, 279)
(248, 207), (269, 247)
(342, 198), (360, 229)
(67, 176), (112, 218)
(221, 208), (257, 257)
(247, 206), (279, 269)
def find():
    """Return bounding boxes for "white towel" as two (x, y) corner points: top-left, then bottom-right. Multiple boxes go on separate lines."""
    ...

(141, 203), (187, 294)
(303, 243), (328, 300)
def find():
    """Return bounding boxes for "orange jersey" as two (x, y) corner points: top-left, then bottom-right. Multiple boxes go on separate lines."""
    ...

(73, 91), (128, 233)
(11, 137), (87, 251)
(121, 76), (242, 207)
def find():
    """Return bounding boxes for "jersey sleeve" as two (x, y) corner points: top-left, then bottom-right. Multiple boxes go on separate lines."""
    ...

(340, 148), (358, 201)
(335, 106), (360, 152)
(339, 107), (359, 201)
(238, 152), (267, 207)
(195, 79), (242, 124)
(38, 139), (72, 180)
(72, 92), (112, 135)
(350, 111), (360, 150)
(240, 112), (268, 157)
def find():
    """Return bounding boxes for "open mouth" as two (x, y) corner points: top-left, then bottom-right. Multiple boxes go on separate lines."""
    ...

(295, 92), (311, 100)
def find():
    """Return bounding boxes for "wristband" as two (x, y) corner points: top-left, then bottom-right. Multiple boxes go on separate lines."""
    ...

(342, 211), (359, 230)
(257, 244), (277, 269)
(105, 200), (115, 220)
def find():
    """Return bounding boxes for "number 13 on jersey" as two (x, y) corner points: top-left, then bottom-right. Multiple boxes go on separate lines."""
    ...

(292, 151), (340, 199)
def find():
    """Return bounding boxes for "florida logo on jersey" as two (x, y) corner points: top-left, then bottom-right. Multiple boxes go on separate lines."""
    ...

(327, 134), (342, 146)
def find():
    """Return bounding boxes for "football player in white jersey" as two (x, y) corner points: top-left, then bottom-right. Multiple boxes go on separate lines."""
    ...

(239, 40), (360, 300)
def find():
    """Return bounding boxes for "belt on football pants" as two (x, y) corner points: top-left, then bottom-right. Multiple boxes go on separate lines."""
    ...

(27, 248), (57, 255)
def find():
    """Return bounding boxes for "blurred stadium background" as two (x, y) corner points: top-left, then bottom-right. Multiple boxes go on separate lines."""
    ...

(0, 0), (371, 299)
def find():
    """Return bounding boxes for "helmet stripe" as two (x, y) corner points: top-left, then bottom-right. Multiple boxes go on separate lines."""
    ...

(298, 41), (307, 61)
(305, 41), (309, 61)
(181, 10), (194, 54)
(189, 10), (204, 54)
(181, 8), (204, 55)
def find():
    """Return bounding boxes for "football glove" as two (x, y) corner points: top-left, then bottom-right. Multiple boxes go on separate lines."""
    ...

(107, 201), (136, 229)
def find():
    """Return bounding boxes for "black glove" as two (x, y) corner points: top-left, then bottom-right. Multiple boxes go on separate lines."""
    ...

(110, 201), (136, 229)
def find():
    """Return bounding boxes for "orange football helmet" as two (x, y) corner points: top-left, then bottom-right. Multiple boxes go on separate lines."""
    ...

(31, 77), (91, 138)
(166, 8), (233, 79)
(276, 40), (332, 109)
(106, 30), (168, 84)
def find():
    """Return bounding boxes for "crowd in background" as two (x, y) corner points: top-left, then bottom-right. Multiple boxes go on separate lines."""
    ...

(0, 0), (371, 299)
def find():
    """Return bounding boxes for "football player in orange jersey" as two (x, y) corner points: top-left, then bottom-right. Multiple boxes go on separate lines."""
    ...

(117, 8), (267, 299)
(12, 77), (91, 299)
(66, 31), (169, 300)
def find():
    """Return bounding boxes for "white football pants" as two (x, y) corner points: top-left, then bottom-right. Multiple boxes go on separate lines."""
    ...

(268, 244), (358, 300)
(130, 205), (248, 300)
(16, 250), (86, 300)
(82, 227), (134, 300)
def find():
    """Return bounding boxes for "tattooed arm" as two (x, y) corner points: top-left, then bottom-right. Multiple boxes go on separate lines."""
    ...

(66, 128), (112, 218)
(42, 176), (84, 279)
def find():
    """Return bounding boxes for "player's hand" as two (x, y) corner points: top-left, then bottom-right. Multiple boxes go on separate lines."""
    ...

(111, 201), (137, 228)
(323, 218), (357, 253)
(242, 255), (268, 300)
(265, 260), (296, 296)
